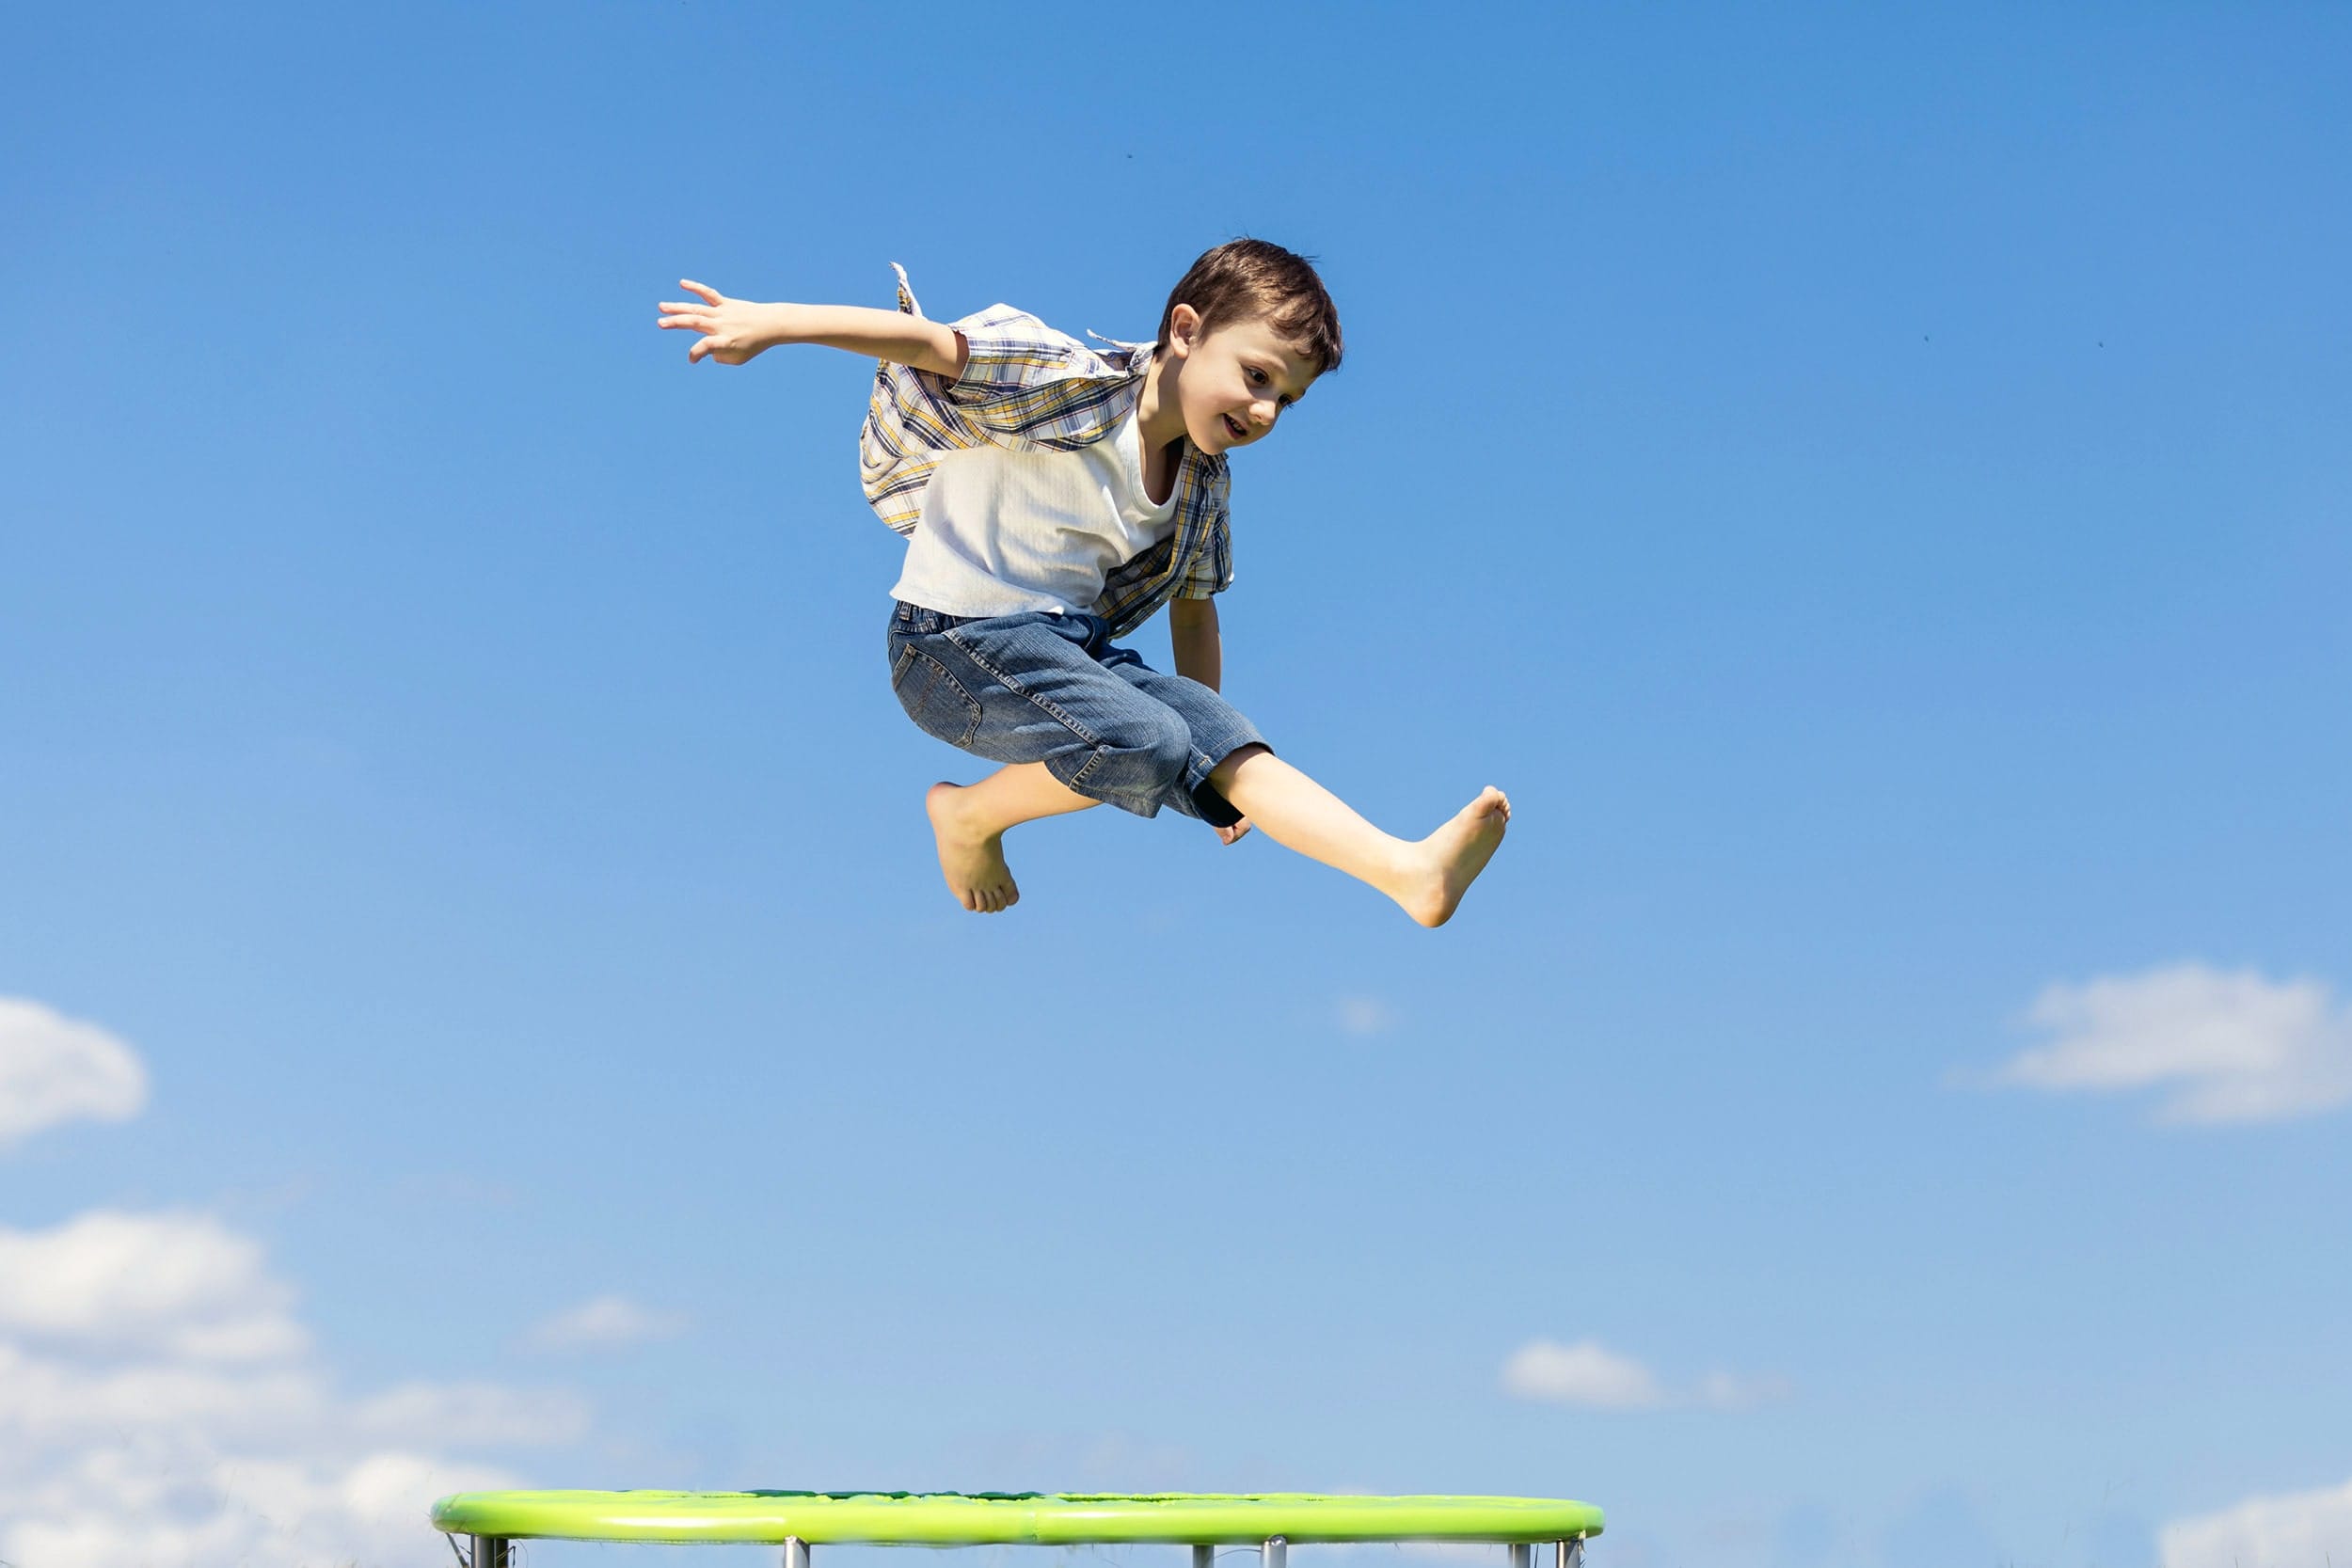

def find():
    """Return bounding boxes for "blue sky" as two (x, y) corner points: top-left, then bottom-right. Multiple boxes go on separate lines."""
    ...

(3, 3), (2348, 1565)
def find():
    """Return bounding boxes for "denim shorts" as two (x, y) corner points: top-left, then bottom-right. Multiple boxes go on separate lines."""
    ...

(885, 602), (1267, 825)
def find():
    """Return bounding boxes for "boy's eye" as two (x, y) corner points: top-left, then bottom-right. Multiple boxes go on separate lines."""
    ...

(1247, 368), (1267, 385)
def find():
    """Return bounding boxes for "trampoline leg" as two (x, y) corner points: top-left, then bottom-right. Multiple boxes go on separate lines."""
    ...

(785, 1537), (812, 1568)
(1263, 1537), (1287, 1568)
(1555, 1541), (1584, 1568)
(1195, 1547), (1214, 1568)
(1511, 1546), (1532, 1568)
(470, 1539), (511, 1568)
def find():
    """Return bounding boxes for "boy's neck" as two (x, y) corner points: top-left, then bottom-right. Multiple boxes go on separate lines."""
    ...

(1136, 351), (1189, 456)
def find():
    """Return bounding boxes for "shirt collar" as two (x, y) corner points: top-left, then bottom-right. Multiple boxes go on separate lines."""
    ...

(1085, 327), (1153, 377)
(1086, 332), (1228, 483)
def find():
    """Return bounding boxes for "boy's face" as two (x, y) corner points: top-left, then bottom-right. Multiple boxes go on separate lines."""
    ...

(1167, 306), (1321, 457)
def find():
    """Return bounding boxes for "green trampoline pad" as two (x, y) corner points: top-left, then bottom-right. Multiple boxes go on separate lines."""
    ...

(430, 1491), (1607, 1546)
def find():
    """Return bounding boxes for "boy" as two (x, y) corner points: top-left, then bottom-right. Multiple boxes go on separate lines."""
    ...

(657, 240), (1509, 925)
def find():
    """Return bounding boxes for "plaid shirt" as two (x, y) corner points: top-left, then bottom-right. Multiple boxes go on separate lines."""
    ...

(859, 264), (1232, 638)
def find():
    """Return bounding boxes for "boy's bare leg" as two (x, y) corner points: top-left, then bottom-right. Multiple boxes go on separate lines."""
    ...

(1212, 745), (1511, 927)
(924, 764), (1097, 912)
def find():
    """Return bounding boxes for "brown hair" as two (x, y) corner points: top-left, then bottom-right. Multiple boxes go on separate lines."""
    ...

(1155, 238), (1343, 373)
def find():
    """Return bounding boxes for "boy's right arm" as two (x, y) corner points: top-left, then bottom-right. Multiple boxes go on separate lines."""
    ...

(657, 279), (970, 376)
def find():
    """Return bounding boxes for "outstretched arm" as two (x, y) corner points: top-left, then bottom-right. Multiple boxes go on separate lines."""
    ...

(656, 279), (971, 374)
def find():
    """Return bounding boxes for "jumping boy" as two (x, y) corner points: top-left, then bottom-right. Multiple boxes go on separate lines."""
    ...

(656, 240), (1509, 925)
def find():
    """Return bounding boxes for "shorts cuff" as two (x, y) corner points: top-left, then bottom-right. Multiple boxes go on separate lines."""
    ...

(1183, 726), (1268, 828)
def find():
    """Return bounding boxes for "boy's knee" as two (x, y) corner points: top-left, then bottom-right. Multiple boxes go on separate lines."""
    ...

(1104, 710), (1193, 790)
(1144, 713), (1194, 788)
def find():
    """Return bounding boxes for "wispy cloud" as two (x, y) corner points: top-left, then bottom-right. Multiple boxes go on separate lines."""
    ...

(1335, 996), (1400, 1036)
(1690, 1369), (1794, 1411)
(0, 996), (149, 1149)
(1989, 963), (2352, 1125)
(1501, 1338), (1788, 1412)
(353, 1381), (589, 1447)
(524, 1293), (687, 1354)
(2161, 1472), (2352, 1568)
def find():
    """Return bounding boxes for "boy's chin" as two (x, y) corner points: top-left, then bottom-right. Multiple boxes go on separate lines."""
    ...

(1191, 418), (1237, 454)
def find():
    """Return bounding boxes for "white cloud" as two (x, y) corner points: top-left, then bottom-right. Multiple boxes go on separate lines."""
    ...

(1503, 1338), (1665, 1408)
(0, 998), (585, 1565)
(1502, 1338), (1788, 1413)
(1335, 996), (1401, 1036)
(1994, 963), (2352, 1124)
(0, 996), (149, 1148)
(524, 1293), (687, 1354)
(2161, 1473), (2352, 1568)
(0, 1210), (308, 1362)
(0, 1207), (580, 1568)
(0, 1342), (324, 1444)
(0, 1441), (518, 1568)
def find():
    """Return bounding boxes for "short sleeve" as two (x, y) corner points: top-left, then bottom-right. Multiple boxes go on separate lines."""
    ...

(1175, 547), (1232, 599)
(928, 306), (1118, 404)
(903, 306), (1136, 451)
(1176, 468), (1234, 599)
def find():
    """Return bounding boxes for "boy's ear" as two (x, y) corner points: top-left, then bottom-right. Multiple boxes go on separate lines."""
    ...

(1167, 302), (1201, 357)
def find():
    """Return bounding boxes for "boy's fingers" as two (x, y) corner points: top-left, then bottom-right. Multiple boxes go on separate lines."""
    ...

(679, 279), (723, 304)
(688, 339), (708, 362)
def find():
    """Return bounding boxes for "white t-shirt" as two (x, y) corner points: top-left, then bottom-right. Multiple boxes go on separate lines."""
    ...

(888, 405), (1179, 618)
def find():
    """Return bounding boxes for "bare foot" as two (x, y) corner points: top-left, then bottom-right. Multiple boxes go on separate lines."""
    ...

(1394, 786), (1512, 927)
(925, 782), (1020, 913)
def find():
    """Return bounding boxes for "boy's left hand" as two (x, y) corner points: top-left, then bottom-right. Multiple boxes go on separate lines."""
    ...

(658, 279), (779, 364)
(1216, 817), (1253, 846)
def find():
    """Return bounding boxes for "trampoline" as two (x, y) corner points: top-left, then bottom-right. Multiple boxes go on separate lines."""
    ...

(431, 1490), (1606, 1566)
